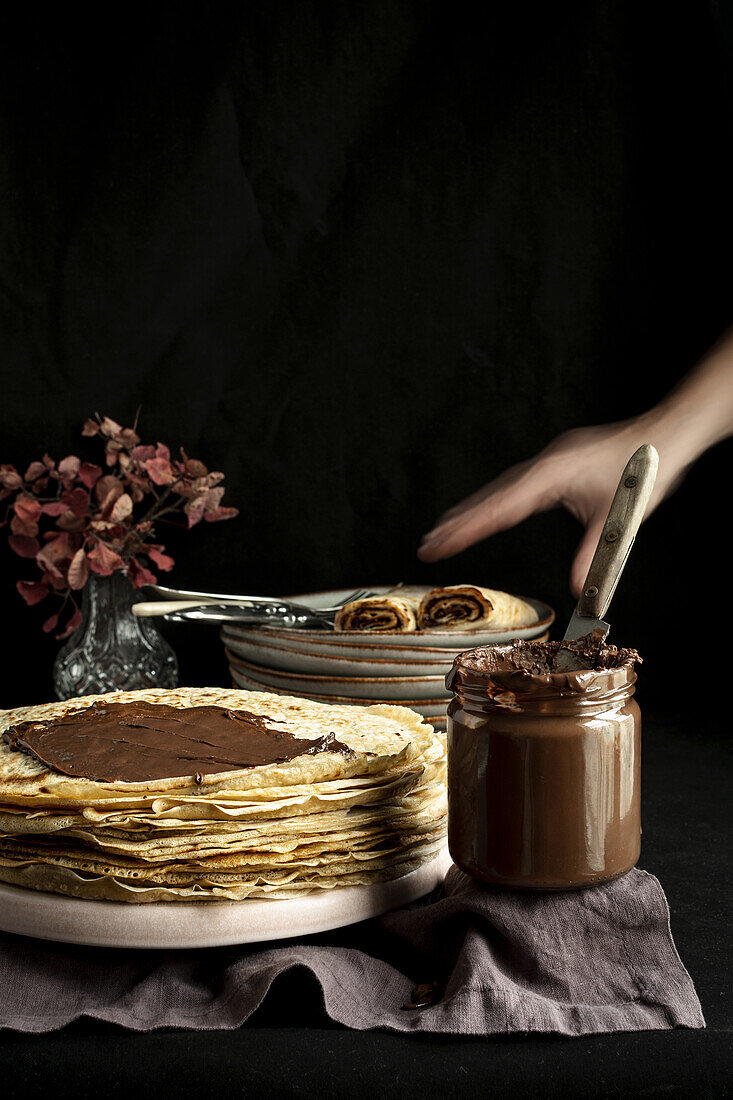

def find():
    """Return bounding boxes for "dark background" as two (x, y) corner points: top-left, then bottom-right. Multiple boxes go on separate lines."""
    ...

(1, 1), (732, 709)
(1, 5), (732, 1094)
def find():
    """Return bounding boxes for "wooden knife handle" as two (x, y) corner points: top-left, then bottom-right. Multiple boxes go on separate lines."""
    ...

(576, 443), (659, 619)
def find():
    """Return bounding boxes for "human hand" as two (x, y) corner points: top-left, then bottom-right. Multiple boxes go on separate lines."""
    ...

(418, 417), (683, 597)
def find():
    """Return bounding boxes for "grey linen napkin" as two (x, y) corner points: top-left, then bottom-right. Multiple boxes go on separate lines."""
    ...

(0, 866), (704, 1035)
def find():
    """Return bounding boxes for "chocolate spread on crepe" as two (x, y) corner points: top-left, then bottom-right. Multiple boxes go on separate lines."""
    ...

(417, 585), (538, 631)
(334, 590), (421, 632)
(2, 702), (354, 784)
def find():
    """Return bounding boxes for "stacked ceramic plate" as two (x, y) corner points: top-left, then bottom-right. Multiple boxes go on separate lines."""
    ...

(223, 587), (554, 728)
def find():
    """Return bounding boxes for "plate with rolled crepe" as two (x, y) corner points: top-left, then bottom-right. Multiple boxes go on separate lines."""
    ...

(222, 586), (552, 726)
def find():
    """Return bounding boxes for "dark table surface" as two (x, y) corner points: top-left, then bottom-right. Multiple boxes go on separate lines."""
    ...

(1, 705), (731, 1099)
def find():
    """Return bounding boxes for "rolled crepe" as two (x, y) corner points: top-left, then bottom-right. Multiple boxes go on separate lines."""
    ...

(334, 589), (423, 633)
(417, 585), (538, 631)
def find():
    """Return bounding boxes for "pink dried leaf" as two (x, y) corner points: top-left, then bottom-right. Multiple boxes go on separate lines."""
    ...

(42, 566), (67, 590)
(82, 418), (100, 436)
(147, 546), (175, 571)
(23, 461), (47, 483)
(37, 532), (75, 567)
(203, 506), (239, 523)
(131, 444), (156, 462)
(87, 541), (124, 576)
(78, 462), (103, 489)
(58, 455), (81, 480)
(104, 441), (123, 467)
(100, 416), (123, 437)
(120, 428), (141, 448)
(145, 457), (175, 486)
(128, 558), (157, 588)
(0, 465), (23, 490)
(90, 518), (117, 534)
(56, 512), (87, 532)
(10, 515), (39, 538)
(67, 547), (89, 590)
(184, 496), (206, 527)
(95, 475), (124, 503)
(173, 481), (198, 501)
(41, 501), (69, 516)
(16, 580), (49, 606)
(8, 534), (41, 558)
(109, 492), (133, 523)
(56, 605), (82, 640)
(61, 487), (90, 517)
(42, 612), (59, 634)
(99, 491), (123, 520)
(13, 495), (42, 523)
(203, 486), (225, 512)
(185, 458), (208, 478)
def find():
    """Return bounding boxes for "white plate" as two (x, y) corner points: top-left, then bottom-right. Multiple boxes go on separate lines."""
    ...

(229, 669), (450, 720)
(0, 848), (452, 949)
(226, 649), (450, 701)
(224, 589), (554, 652)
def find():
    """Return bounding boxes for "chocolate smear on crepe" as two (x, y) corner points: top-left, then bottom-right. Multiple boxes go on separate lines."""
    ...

(2, 702), (354, 784)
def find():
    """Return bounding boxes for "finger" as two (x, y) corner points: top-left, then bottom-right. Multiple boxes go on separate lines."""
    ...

(418, 466), (555, 561)
(569, 514), (606, 599)
(422, 459), (535, 532)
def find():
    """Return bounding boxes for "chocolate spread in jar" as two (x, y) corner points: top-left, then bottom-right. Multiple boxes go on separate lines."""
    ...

(446, 638), (642, 890)
(2, 702), (353, 783)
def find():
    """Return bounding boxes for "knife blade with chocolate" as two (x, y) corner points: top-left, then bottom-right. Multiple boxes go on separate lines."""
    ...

(557, 443), (658, 669)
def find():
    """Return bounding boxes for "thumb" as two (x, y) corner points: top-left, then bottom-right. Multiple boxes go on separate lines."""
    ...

(569, 513), (605, 599)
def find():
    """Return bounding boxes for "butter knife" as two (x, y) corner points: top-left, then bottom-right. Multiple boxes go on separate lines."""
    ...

(559, 443), (659, 659)
(132, 599), (334, 629)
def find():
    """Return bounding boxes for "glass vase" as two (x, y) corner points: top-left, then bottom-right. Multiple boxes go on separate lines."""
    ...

(53, 571), (179, 700)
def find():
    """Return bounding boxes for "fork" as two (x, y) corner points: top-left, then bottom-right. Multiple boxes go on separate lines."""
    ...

(133, 597), (362, 629)
(142, 583), (374, 613)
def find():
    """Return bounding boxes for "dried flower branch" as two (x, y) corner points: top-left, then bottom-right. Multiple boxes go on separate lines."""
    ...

(1, 414), (238, 638)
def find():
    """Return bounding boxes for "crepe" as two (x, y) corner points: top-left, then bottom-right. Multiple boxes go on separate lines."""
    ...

(417, 585), (538, 631)
(333, 588), (425, 633)
(0, 687), (446, 903)
(0, 688), (433, 805)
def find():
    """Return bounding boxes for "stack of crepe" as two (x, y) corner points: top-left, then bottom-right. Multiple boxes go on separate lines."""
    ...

(0, 687), (446, 903)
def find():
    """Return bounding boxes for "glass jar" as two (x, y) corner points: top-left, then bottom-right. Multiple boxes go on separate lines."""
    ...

(446, 642), (641, 890)
(53, 572), (179, 700)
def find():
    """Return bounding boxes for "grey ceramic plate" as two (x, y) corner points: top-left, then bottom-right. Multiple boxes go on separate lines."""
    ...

(229, 666), (450, 720)
(226, 648), (451, 700)
(221, 625), (550, 677)
(225, 588), (554, 651)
